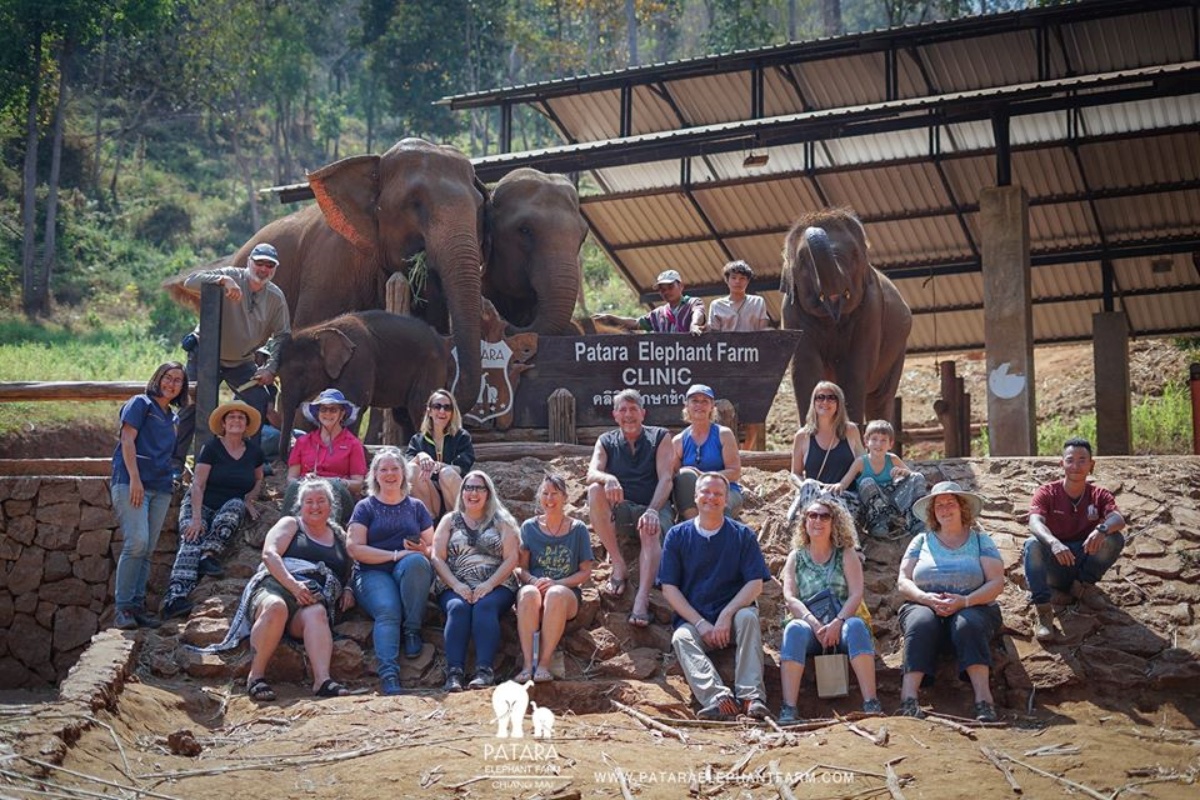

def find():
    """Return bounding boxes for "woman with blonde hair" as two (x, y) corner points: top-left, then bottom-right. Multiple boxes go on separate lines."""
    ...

(347, 447), (434, 696)
(787, 381), (864, 524)
(430, 470), (519, 691)
(407, 389), (475, 519)
(778, 499), (879, 722)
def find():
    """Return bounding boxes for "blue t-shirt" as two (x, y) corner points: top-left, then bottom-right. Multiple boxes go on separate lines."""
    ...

(657, 518), (771, 628)
(350, 495), (434, 571)
(520, 518), (594, 599)
(111, 394), (177, 492)
(904, 530), (1002, 596)
(856, 453), (894, 489)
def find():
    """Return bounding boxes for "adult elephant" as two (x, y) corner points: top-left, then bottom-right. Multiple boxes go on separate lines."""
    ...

(483, 168), (588, 335)
(165, 139), (484, 410)
(780, 208), (911, 424)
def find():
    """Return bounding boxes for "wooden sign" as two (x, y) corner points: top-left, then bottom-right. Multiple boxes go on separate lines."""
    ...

(506, 331), (802, 429)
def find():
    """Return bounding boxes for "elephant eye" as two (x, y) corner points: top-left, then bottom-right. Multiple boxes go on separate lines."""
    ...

(518, 225), (532, 237)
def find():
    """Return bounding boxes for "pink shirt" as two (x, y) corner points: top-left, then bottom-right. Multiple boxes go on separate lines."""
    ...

(288, 428), (367, 479)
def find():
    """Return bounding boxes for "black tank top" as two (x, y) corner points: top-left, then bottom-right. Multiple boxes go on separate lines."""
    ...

(284, 523), (353, 584)
(804, 435), (854, 483)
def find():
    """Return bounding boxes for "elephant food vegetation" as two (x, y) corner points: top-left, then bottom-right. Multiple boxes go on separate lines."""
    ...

(780, 208), (912, 424)
(276, 311), (450, 460)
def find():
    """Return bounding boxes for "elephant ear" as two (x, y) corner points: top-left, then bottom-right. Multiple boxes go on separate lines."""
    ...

(316, 328), (357, 380)
(308, 154), (381, 252)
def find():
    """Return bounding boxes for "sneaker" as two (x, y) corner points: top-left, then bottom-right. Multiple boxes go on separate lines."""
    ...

(742, 698), (770, 720)
(380, 675), (404, 696)
(697, 695), (740, 721)
(974, 701), (998, 723)
(468, 667), (495, 690)
(862, 698), (883, 715)
(1071, 581), (1109, 611)
(113, 609), (138, 630)
(1034, 604), (1056, 641)
(444, 668), (465, 693)
(778, 704), (799, 724)
(160, 596), (194, 621)
(895, 697), (926, 719)
(132, 610), (161, 629)
(197, 555), (225, 578)
(403, 632), (423, 658)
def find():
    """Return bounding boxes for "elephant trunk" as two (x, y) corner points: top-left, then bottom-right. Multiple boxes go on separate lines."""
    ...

(432, 233), (484, 411)
(803, 226), (845, 323)
(525, 257), (582, 335)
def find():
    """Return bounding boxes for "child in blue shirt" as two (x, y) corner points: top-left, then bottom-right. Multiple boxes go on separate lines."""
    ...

(834, 420), (927, 539)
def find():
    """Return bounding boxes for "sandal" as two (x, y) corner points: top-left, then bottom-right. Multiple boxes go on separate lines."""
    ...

(513, 669), (533, 684)
(627, 611), (652, 628)
(601, 575), (627, 598)
(314, 679), (349, 698)
(533, 667), (554, 684)
(247, 677), (275, 702)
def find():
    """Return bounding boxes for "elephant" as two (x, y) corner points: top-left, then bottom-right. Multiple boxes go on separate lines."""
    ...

(164, 138), (485, 410)
(483, 168), (588, 335)
(530, 702), (555, 739)
(275, 310), (450, 461)
(780, 208), (912, 424)
(491, 679), (534, 738)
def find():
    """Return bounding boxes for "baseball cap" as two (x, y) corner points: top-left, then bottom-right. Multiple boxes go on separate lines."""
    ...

(655, 269), (682, 286)
(686, 384), (715, 400)
(250, 243), (280, 265)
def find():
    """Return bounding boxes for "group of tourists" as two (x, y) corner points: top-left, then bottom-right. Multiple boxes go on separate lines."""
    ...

(109, 245), (1129, 723)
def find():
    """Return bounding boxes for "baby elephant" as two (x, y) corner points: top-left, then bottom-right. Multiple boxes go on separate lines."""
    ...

(276, 310), (450, 459)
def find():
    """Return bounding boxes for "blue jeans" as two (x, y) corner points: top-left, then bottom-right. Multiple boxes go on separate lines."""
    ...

(1023, 535), (1125, 604)
(437, 586), (516, 671)
(780, 616), (874, 662)
(353, 555), (432, 679)
(112, 483), (173, 612)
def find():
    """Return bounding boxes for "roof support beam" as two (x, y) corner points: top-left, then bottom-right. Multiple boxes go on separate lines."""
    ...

(907, 283), (1200, 315)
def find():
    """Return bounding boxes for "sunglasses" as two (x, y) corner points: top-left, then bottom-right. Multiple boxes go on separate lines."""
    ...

(806, 510), (832, 521)
(429, 403), (453, 412)
(462, 484), (488, 493)
(814, 394), (839, 403)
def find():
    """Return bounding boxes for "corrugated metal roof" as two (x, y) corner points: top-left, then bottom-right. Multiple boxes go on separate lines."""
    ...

(464, 2), (1200, 351)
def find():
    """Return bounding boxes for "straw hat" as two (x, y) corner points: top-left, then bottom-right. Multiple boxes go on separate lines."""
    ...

(209, 400), (262, 436)
(911, 480), (984, 521)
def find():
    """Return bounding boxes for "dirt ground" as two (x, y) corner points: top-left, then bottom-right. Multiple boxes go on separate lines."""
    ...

(2, 339), (1199, 799)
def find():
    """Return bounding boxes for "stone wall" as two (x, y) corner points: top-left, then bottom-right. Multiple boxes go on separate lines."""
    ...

(0, 476), (179, 688)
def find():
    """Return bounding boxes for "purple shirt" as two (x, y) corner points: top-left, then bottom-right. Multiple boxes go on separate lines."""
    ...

(350, 495), (433, 571)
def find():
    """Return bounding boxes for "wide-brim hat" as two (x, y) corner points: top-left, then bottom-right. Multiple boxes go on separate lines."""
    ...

(303, 388), (360, 426)
(912, 480), (984, 521)
(209, 401), (262, 436)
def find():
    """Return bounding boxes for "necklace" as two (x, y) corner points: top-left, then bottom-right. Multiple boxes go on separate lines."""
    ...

(1064, 480), (1086, 512)
(543, 515), (569, 536)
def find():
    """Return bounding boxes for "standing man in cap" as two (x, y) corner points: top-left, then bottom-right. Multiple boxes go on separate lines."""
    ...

(596, 269), (706, 334)
(172, 243), (291, 474)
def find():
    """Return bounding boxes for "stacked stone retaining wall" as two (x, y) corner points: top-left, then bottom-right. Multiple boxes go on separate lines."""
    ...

(0, 476), (179, 688)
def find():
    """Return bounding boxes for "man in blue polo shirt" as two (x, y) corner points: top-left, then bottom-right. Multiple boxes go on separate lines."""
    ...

(658, 472), (772, 721)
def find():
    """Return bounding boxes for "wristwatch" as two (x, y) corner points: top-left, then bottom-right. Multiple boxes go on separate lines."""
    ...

(1096, 523), (1109, 534)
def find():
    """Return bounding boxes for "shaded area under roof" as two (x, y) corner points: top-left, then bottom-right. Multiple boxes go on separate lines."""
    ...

(441, 0), (1200, 354)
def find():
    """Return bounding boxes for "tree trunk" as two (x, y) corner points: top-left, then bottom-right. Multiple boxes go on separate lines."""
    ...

(822, 0), (843, 36)
(231, 95), (261, 232)
(92, 24), (109, 192)
(41, 36), (73, 313)
(21, 26), (44, 317)
(626, 0), (638, 66)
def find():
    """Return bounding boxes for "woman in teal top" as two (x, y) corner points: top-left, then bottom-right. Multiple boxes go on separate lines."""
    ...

(896, 481), (1004, 722)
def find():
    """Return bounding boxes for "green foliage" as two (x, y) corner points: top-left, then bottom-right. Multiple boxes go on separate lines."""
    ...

(580, 239), (640, 317)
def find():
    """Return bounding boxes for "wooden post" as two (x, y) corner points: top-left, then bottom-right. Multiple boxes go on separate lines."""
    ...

(195, 283), (224, 455)
(378, 273), (413, 446)
(1191, 363), (1200, 455)
(936, 361), (962, 458)
(548, 388), (576, 444)
(959, 380), (971, 457)
(892, 396), (903, 458)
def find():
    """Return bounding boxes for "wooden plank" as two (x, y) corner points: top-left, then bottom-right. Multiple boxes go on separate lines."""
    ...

(0, 459), (112, 476)
(0, 382), (146, 401)
(194, 282), (224, 454)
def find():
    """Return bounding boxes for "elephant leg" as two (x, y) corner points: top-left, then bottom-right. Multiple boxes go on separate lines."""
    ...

(837, 368), (869, 426)
(790, 349), (823, 423)
(512, 700), (529, 738)
(866, 350), (907, 423)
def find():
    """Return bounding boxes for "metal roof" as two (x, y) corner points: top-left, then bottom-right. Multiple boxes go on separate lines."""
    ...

(433, 0), (1200, 353)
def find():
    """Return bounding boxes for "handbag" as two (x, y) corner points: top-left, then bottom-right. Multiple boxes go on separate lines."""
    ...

(804, 587), (841, 626)
(815, 648), (850, 698)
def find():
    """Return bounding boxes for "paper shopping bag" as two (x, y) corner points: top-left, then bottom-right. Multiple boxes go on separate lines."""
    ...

(814, 651), (849, 699)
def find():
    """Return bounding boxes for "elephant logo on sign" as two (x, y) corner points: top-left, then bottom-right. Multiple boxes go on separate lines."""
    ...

(492, 680), (534, 738)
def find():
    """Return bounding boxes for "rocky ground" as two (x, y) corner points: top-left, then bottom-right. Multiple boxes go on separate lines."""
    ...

(3, 452), (1199, 799)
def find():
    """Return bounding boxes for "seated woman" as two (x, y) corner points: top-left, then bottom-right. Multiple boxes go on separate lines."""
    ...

(244, 480), (355, 700)
(283, 388), (367, 526)
(407, 389), (474, 520)
(347, 447), (434, 696)
(896, 481), (1004, 722)
(430, 470), (520, 692)
(778, 499), (880, 723)
(671, 384), (743, 520)
(514, 473), (595, 683)
(160, 401), (264, 621)
(788, 381), (864, 526)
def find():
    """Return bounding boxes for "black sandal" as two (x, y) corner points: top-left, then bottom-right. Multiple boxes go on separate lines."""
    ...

(247, 677), (275, 702)
(314, 679), (349, 698)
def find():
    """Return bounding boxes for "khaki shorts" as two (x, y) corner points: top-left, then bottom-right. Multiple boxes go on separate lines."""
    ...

(613, 501), (675, 537)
